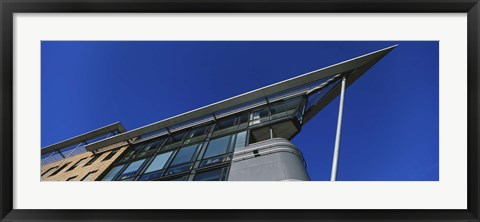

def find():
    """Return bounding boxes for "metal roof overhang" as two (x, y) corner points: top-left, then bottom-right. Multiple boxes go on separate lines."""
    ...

(41, 122), (126, 155)
(85, 45), (396, 152)
(303, 45), (396, 124)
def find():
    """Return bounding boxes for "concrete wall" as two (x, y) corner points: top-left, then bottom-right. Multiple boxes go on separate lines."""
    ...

(228, 138), (310, 181)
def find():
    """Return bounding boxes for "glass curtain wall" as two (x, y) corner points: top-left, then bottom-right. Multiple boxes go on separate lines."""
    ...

(100, 95), (306, 181)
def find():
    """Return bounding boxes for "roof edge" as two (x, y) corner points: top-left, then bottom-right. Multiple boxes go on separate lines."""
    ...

(85, 45), (397, 152)
(41, 122), (126, 155)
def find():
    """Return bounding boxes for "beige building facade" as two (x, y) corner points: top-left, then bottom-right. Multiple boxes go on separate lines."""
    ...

(41, 143), (128, 181)
(41, 122), (130, 181)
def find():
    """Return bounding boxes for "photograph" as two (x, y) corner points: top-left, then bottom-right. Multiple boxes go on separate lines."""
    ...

(40, 41), (439, 182)
(2, 1), (478, 220)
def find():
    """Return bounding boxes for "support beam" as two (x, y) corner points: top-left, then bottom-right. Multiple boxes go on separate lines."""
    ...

(331, 76), (346, 181)
(58, 150), (65, 158)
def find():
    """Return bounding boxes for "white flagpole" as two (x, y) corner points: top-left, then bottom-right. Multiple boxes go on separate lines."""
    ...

(331, 76), (346, 181)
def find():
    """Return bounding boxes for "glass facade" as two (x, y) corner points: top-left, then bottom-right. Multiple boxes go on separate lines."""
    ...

(99, 95), (306, 181)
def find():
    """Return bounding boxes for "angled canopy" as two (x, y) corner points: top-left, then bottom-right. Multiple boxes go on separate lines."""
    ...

(84, 45), (397, 152)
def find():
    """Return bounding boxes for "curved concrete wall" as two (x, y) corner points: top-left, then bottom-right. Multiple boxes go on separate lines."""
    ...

(228, 138), (310, 181)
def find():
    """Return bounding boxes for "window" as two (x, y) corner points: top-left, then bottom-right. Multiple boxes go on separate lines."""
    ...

(162, 130), (188, 150)
(215, 116), (236, 130)
(269, 102), (287, 120)
(164, 144), (199, 176)
(125, 143), (145, 157)
(203, 135), (231, 159)
(102, 149), (119, 162)
(184, 125), (209, 144)
(284, 96), (302, 110)
(138, 151), (174, 181)
(41, 166), (57, 177)
(188, 125), (209, 138)
(193, 167), (229, 181)
(142, 138), (164, 152)
(215, 112), (248, 131)
(170, 144), (199, 166)
(84, 154), (101, 166)
(166, 130), (188, 144)
(66, 176), (77, 181)
(165, 164), (193, 176)
(48, 162), (71, 177)
(233, 131), (247, 150)
(164, 175), (189, 181)
(144, 151), (173, 174)
(212, 112), (249, 137)
(101, 165), (125, 181)
(66, 157), (87, 171)
(199, 154), (231, 168)
(250, 108), (269, 125)
(135, 138), (165, 159)
(295, 109), (304, 124)
(81, 171), (98, 181)
(117, 159), (146, 180)
(237, 113), (249, 125)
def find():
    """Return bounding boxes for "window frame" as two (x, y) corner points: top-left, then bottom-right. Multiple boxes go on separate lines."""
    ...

(116, 158), (148, 181)
(193, 165), (230, 181)
(201, 134), (233, 160)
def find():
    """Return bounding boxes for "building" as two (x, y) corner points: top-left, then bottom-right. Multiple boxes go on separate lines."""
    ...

(40, 122), (130, 181)
(41, 45), (396, 181)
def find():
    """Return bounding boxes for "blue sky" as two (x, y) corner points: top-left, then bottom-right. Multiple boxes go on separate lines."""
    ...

(41, 41), (439, 181)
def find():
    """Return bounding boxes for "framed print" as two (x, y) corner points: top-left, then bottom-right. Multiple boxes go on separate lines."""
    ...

(1, 0), (479, 221)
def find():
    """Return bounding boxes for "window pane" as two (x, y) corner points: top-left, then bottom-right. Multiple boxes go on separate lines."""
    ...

(237, 112), (249, 124)
(188, 125), (209, 138)
(250, 108), (269, 125)
(170, 145), (198, 166)
(234, 131), (247, 151)
(126, 143), (144, 156)
(163, 130), (189, 150)
(216, 116), (236, 130)
(142, 139), (163, 152)
(199, 154), (231, 168)
(194, 167), (228, 181)
(204, 135), (230, 159)
(251, 108), (268, 120)
(165, 164), (193, 175)
(101, 165), (124, 181)
(124, 159), (145, 174)
(139, 170), (165, 181)
(184, 125), (209, 144)
(270, 103), (286, 115)
(284, 97), (302, 110)
(118, 159), (146, 180)
(144, 151), (173, 173)
(165, 130), (187, 144)
(164, 175), (189, 181)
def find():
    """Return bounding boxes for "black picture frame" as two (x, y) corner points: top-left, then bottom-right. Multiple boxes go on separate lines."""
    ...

(1, 0), (479, 221)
